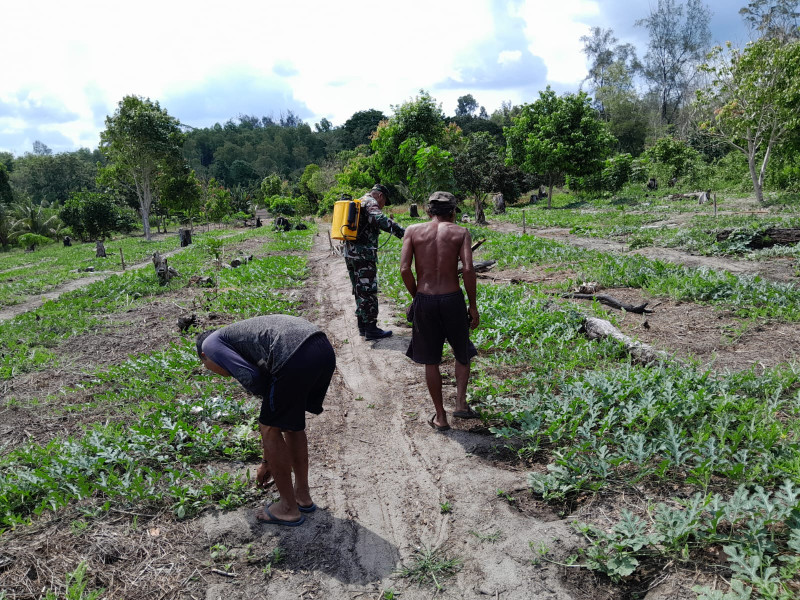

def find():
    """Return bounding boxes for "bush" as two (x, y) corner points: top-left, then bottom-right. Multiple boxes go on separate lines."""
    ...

(318, 185), (362, 216)
(18, 233), (53, 249)
(61, 192), (129, 241)
(642, 137), (707, 187)
(267, 196), (298, 216)
(602, 153), (634, 193)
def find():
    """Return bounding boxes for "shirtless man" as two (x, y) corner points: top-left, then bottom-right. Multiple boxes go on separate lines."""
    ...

(400, 191), (479, 432)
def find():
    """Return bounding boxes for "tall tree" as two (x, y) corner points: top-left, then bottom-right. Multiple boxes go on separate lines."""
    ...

(637, 0), (712, 125)
(505, 88), (616, 208)
(372, 90), (447, 189)
(0, 164), (12, 206)
(740, 0), (800, 42)
(100, 96), (186, 240)
(696, 38), (800, 202)
(453, 132), (522, 224)
(455, 94), (479, 117)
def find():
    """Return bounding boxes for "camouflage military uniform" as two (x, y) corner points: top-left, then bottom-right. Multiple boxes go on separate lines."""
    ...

(344, 193), (405, 327)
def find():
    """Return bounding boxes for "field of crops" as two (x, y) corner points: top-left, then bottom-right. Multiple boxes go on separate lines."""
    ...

(1, 193), (799, 599)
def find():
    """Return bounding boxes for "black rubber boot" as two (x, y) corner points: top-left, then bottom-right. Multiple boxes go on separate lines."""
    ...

(364, 323), (392, 340)
(357, 316), (365, 337)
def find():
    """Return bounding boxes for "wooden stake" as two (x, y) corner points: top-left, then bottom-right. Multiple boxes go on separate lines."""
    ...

(713, 193), (717, 218)
(120, 248), (125, 270)
(522, 210), (526, 235)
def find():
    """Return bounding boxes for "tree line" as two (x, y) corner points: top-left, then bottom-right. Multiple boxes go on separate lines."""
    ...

(0, 0), (798, 250)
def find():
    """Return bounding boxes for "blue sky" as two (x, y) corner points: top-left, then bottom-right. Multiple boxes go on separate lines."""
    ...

(0, 0), (752, 156)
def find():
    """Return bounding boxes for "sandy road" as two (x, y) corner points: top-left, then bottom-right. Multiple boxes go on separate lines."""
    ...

(200, 232), (579, 600)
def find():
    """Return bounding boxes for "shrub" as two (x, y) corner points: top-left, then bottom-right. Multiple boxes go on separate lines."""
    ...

(18, 233), (53, 249)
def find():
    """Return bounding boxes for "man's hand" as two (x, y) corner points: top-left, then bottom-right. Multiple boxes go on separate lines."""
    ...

(468, 305), (480, 330)
(255, 461), (273, 488)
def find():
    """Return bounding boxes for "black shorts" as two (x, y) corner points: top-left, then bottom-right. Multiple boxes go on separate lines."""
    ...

(406, 291), (478, 366)
(259, 333), (336, 431)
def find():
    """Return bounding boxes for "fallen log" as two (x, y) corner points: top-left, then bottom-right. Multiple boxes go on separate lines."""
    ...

(561, 293), (653, 314)
(583, 317), (669, 365)
(715, 228), (800, 249)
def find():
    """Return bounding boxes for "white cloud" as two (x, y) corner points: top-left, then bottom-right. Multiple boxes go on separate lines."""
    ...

(498, 50), (523, 66)
(515, 0), (600, 85)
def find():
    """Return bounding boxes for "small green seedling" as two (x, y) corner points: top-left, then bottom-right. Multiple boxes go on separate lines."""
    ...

(440, 501), (452, 514)
(496, 489), (516, 504)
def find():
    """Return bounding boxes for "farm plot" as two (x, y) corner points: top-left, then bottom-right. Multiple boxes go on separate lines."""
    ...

(1, 208), (799, 600)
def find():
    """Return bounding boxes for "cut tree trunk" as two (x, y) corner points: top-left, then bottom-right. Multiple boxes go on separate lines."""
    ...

(152, 251), (179, 284)
(715, 228), (800, 249)
(95, 241), (106, 257)
(561, 293), (653, 314)
(409, 204), (419, 218)
(179, 228), (192, 247)
(583, 317), (670, 365)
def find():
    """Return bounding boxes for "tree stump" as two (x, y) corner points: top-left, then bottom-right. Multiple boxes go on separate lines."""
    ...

(96, 241), (106, 257)
(152, 251), (179, 284)
(179, 228), (192, 247)
(409, 203), (419, 218)
(493, 193), (505, 214)
(63, 236), (72, 247)
(256, 217), (262, 227)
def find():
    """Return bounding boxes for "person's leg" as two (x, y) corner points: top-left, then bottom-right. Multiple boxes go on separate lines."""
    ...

(425, 364), (448, 428)
(283, 430), (312, 507)
(454, 359), (471, 413)
(258, 424), (301, 522)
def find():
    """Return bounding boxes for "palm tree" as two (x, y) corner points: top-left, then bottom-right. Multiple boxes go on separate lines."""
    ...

(11, 198), (63, 239)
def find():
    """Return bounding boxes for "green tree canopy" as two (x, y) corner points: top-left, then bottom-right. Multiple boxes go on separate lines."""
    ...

(100, 96), (186, 240)
(696, 37), (800, 202)
(505, 87), (616, 207)
(60, 192), (127, 241)
(372, 90), (447, 188)
(453, 132), (526, 224)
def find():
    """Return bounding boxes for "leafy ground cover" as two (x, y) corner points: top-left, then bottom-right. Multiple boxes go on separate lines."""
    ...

(2, 208), (800, 599)
(0, 227), (310, 380)
(380, 216), (800, 598)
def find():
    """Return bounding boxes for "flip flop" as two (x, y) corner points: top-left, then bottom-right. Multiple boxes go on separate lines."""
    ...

(428, 414), (451, 432)
(258, 507), (306, 527)
(453, 408), (480, 419)
(298, 503), (317, 513)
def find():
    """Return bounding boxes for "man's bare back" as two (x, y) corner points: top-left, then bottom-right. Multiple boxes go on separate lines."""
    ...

(400, 208), (478, 330)
(402, 220), (470, 295)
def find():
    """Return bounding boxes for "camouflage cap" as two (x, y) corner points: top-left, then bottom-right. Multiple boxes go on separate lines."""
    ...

(371, 183), (390, 199)
(427, 191), (457, 207)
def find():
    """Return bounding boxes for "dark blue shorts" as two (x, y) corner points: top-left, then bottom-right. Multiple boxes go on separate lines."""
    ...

(259, 333), (336, 431)
(406, 291), (477, 366)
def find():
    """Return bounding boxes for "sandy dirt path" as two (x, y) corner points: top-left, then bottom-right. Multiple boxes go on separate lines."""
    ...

(199, 233), (579, 600)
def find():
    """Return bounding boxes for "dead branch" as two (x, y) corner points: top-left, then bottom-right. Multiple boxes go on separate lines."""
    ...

(561, 293), (654, 314)
(583, 317), (670, 365)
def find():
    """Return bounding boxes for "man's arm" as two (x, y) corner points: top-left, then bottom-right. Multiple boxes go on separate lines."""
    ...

(400, 227), (417, 298)
(365, 201), (405, 238)
(459, 229), (479, 330)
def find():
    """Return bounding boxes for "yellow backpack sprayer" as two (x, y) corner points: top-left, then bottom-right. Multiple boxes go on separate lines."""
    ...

(331, 196), (361, 241)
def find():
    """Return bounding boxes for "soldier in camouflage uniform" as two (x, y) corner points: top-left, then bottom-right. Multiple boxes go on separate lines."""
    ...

(344, 184), (405, 340)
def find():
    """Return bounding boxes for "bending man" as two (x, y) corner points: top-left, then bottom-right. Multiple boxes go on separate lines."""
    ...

(197, 315), (335, 526)
(400, 191), (479, 431)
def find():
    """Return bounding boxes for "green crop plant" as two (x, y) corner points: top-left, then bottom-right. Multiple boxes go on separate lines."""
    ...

(0, 226), (313, 379)
(41, 561), (104, 600)
(396, 546), (461, 592)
